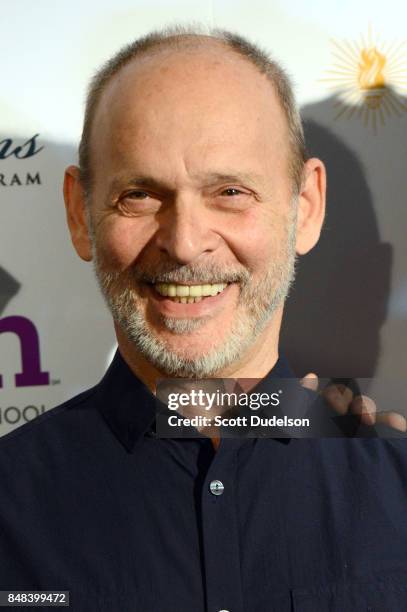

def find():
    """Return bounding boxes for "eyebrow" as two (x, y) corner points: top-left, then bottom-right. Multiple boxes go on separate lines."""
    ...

(196, 171), (264, 189)
(110, 171), (264, 194)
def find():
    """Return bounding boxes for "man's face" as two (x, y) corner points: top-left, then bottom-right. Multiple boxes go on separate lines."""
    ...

(87, 45), (298, 377)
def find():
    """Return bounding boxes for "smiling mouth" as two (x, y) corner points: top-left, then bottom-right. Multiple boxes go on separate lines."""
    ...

(152, 282), (229, 303)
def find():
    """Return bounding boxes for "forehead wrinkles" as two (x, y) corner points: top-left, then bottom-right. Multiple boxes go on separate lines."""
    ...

(91, 45), (289, 164)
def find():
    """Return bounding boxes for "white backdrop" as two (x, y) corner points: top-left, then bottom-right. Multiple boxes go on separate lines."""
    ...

(1, 0), (406, 435)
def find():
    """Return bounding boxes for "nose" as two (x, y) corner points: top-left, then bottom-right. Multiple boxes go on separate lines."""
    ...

(155, 195), (221, 264)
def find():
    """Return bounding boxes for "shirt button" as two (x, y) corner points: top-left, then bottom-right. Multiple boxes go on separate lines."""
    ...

(209, 479), (224, 496)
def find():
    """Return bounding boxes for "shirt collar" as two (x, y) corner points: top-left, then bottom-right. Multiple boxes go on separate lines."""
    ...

(97, 349), (294, 453)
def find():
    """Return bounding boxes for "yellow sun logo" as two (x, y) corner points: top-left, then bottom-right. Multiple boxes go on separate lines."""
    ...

(322, 27), (407, 130)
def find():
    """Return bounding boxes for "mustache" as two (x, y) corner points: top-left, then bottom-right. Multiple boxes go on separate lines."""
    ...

(130, 262), (250, 285)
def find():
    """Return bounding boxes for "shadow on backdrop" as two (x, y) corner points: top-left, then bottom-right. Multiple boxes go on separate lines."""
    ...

(281, 92), (396, 378)
(0, 267), (20, 315)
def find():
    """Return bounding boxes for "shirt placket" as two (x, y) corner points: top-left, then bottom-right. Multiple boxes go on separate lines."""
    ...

(201, 439), (244, 612)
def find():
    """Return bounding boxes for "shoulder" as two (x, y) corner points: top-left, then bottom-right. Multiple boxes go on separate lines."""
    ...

(0, 385), (100, 458)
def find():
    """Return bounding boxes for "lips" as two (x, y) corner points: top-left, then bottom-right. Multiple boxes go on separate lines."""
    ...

(145, 282), (235, 315)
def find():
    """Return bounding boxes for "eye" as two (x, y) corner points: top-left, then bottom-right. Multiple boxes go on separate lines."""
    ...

(116, 190), (161, 216)
(215, 187), (253, 211)
(124, 190), (150, 199)
(220, 188), (244, 197)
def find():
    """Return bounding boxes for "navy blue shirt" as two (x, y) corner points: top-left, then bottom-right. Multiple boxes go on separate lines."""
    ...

(0, 351), (406, 611)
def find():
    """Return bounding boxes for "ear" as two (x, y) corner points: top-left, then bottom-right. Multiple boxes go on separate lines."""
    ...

(295, 158), (326, 255)
(63, 165), (93, 261)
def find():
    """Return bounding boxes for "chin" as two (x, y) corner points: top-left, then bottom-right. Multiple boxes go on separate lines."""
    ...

(158, 330), (220, 359)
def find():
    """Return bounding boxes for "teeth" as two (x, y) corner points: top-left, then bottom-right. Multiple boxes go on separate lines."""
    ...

(156, 283), (167, 296)
(189, 285), (202, 297)
(154, 283), (227, 298)
(176, 286), (189, 297)
(164, 296), (208, 303)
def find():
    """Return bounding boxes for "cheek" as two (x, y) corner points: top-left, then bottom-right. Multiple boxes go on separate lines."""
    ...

(221, 209), (283, 272)
(96, 218), (155, 269)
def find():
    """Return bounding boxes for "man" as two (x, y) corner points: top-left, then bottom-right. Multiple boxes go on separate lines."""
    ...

(0, 26), (406, 612)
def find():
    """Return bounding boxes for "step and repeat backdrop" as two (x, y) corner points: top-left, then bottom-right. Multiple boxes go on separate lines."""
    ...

(1, 0), (406, 435)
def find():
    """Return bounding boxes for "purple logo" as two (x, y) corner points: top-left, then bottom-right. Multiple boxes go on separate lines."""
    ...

(0, 316), (50, 388)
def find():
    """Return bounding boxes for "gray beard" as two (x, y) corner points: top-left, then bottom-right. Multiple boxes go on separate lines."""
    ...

(91, 211), (298, 378)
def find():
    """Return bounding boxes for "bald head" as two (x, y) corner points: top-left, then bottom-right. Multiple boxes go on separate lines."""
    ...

(91, 43), (293, 207)
(79, 26), (306, 196)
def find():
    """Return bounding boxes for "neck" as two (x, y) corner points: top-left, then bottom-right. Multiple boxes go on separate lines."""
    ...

(115, 307), (284, 394)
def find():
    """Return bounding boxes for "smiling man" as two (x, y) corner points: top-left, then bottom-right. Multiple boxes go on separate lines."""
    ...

(0, 25), (406, 612)
(66, 30), (323, 386)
